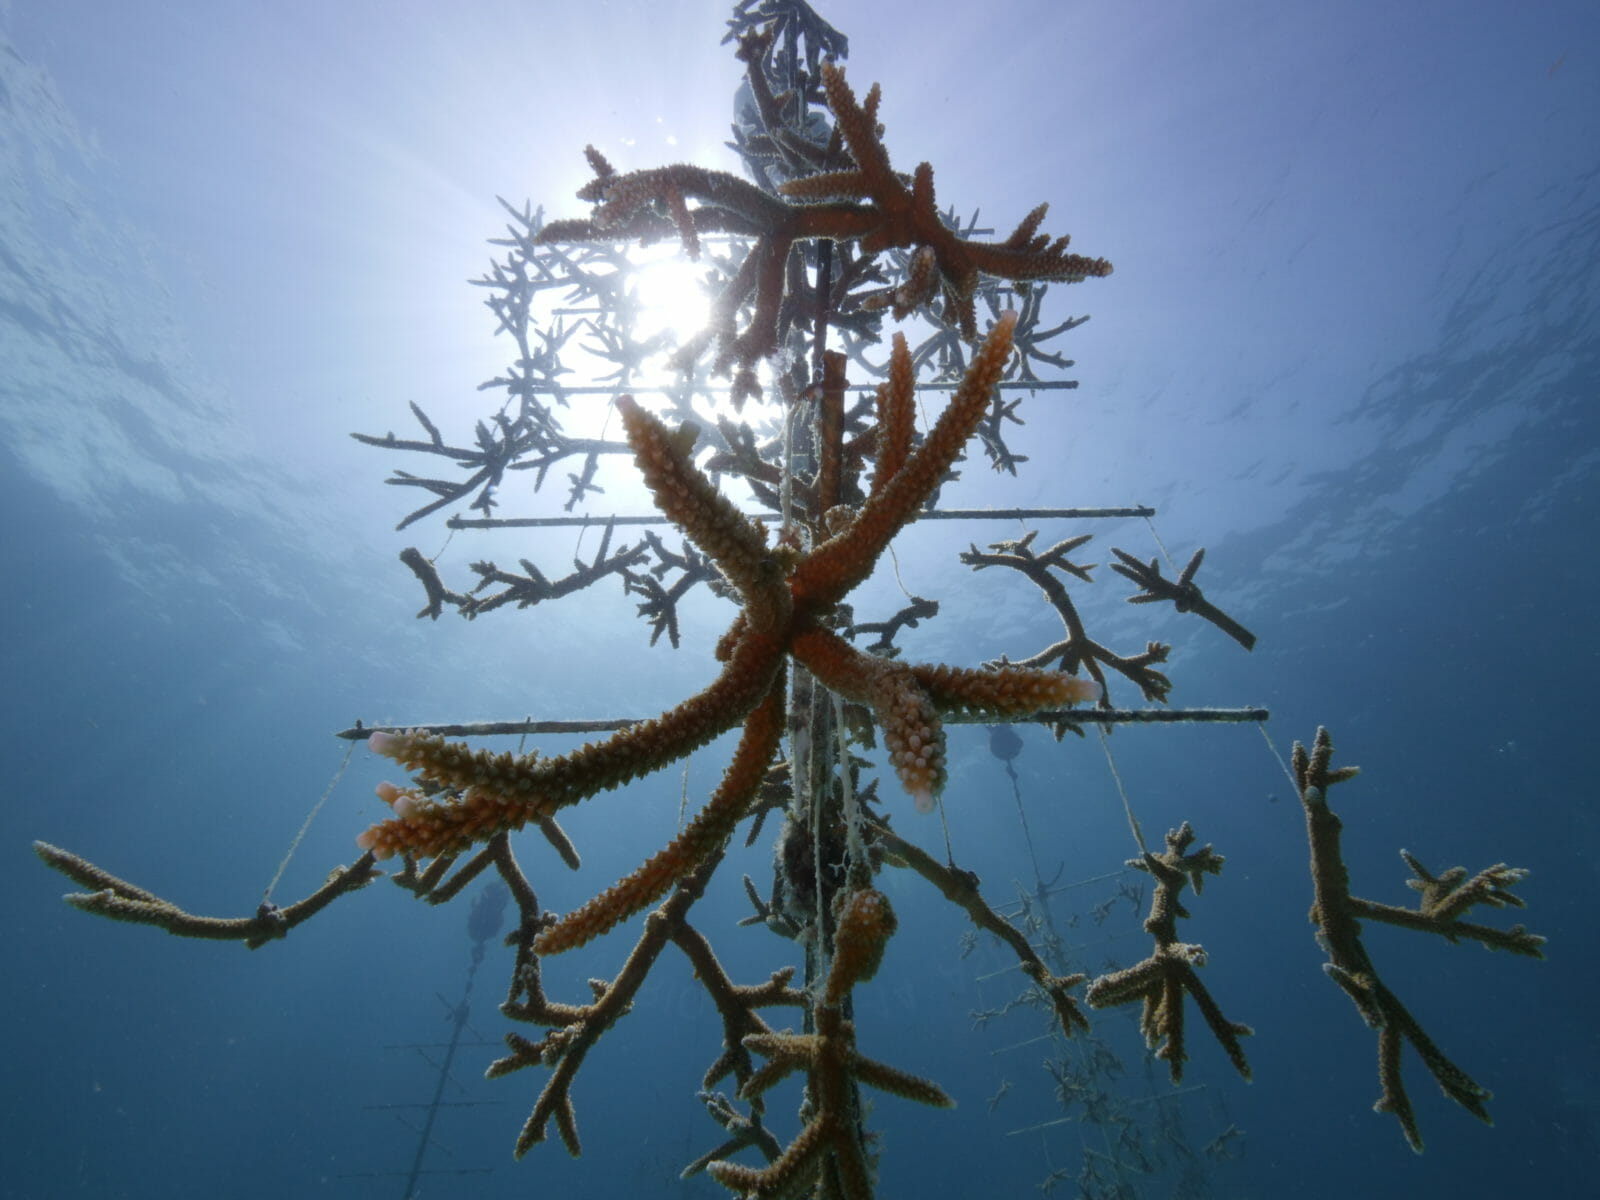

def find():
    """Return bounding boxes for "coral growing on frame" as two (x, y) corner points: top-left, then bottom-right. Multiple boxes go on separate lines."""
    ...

(35, 3), (1542, 1195)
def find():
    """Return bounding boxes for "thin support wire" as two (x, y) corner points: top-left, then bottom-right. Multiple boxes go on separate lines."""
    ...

(262, 738), (355, 904)
(1256, 718), (1301, 792)
(1095, 725), (1150, 856)
(1143, 513), (1180, 575)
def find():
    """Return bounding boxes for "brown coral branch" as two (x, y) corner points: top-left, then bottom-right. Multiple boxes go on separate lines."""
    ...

(792, 310), (1018, 607)
(34, 841), (381, 950)
(792, 63), (1112, 339)
(1108, 546), (1257, 651)
(537, 62), (1108, 402)
(1084, 823), (1252, 1083)
(870, 821), (1089, 1039)
(1293, 726), (1543, 1152)
(494, 852), (728, 1157)
(961, 531), (1174, 705)
(707, 887), (951, 1200)
(533, 676), (788, 954)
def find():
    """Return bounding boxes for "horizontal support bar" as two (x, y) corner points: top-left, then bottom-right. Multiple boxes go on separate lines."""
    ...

(446, 504), (1155, 530)
(335, 707), (1268, 742)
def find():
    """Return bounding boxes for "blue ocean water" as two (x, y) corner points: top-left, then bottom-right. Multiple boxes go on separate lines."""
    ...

(2, 2), (1596, 1197)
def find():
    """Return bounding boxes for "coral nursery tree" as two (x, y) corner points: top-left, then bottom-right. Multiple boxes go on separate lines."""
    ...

(36, 2), (1542, 1196)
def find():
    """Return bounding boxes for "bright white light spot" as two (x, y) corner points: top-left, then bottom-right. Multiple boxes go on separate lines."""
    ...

(632, 252), (713, 354)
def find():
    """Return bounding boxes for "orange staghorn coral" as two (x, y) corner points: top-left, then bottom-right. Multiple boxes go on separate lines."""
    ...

(537, 58), (1110, 403)
(356, 310), (1096, 857)
(531, 681), (789, 955)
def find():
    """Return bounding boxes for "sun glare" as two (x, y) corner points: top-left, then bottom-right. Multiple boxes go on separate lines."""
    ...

(631, 251), (713, 361)
(617, 246), (784, 423)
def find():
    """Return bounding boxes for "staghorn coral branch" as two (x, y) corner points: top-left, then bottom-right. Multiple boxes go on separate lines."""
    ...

(34, 841), (381, 950)
(398, 545), (470, 619)
(1293, 726), (1543, 1152)
(615, 396), (787, 614)
(794, 63), (1112, 339)
(707, 887), (950, 1200)
(353, 403), (544, 530)
(356, 317), (1101, 862)
(872, 821), (1089, 1040)
(842, 594), (938, 652)
(355, 615), (783, 859)
(672, 933), (807, 1099)
(533, 677), (788, 954)
(1345, 851), (1545, 957)
(1109, 546), (1257, 651)
(493, 853), (726, 1157)
(682, 1090), (784, 1180)
(962, 531), (1177, 706)
(792, 310), (1018, 607)
(623, 530), (722, 648)
(460, 520), (650, 618)
(538, 61), (1108, 403)
(794, 623), (1097, 811)
(1084, 823), (1252, 1084)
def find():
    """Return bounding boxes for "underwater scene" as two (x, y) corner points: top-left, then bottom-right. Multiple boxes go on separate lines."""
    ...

(3, 1), (1597, 1197)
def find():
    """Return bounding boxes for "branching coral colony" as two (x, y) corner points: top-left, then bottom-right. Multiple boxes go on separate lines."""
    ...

(36, 1), (1543, 1194)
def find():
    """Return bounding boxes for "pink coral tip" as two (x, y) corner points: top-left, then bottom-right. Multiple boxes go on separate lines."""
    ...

(375, 780), (403, 805)
(367, 729), (404, 757)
